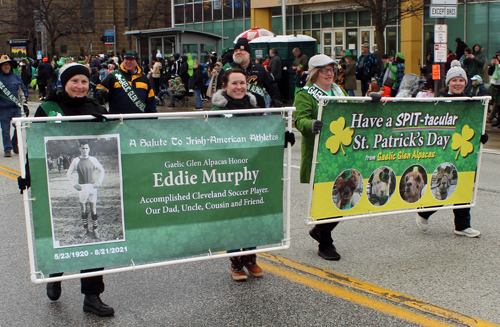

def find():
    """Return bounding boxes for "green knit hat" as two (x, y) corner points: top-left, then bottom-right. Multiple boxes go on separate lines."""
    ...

(396, 53), (405, 60)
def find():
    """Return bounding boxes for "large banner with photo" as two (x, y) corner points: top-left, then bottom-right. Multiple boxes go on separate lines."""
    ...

(27, 116), (285, 274)
(311, 100), (486, 219)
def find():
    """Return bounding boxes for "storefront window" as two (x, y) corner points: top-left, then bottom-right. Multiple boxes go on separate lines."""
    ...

(313, 14), (321, 28)
(204, 1), (212, 21)
(272, 16), (283, 35)
(234, 0), (243, 19)
(386, 26), (397, 57)
(294, 15), (302, 30)
(334, 12), (345, 27)
(445, 4), (464, 51)
(244, 0), (250, 18)
(423, 25), (434, 61)
(303, 14), (311, 29)
(175, 6), (184, 24)
(359, 11), (371, 26)
(346, 12), (358, 27)
(312, 30), (321, 44)
(194, 3), (203, 22)
(213, 0), (222, 20)
(488, 2), (500, 60)
(466, 3), (488, 55)
(185, 4), (193, 23)
(322, 13), (333, 28)
(223, 0), (232, 20)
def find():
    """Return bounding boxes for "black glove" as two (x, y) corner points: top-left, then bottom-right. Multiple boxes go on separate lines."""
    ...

(369, 92), (382, 103)
(18, 176), (30, 194)
(95, 90), (107, 105)
(311, 120), (323, 134)
(480, 133), (488, 144)
(91, 113), (107, 122)
(284, 131), (295, 148)
(23, 105), (29, 117)
(271, 99), (282, 108)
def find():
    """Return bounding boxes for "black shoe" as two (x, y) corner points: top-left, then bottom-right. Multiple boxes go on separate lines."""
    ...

(46, 281), (61, 301)
(13, 144), (18, 155)
(83, 294), (115, 317)
(492, 120), (500, 127)
(309, 227), (321, 243)
(318, 244), (341, 261)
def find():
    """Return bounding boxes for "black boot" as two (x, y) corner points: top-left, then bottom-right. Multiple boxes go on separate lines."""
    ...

(91, 214), (99, 239)
(46, 273), (62, 301)
(318, 243), (341, 261)
(83, 294), (114, 317)
(309, 226), (321, 243)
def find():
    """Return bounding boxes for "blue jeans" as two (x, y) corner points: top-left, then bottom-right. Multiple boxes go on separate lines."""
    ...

(346, 90), (355, 96)
(0, 107), (20, 151)
(194, 89), (202, 108)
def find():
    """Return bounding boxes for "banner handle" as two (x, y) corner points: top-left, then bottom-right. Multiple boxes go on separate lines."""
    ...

(130, 259), (136, 271)
(208, 249), (213, 257)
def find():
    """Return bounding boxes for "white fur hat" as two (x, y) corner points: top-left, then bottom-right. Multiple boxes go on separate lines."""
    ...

(446, 60), (468, 85)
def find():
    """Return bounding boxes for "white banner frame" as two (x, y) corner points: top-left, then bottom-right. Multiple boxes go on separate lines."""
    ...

(14, 107), (295, 284)
(306, 96), (490, 226)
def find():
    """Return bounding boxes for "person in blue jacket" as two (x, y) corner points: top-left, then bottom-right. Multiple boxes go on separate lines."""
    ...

(0, 54), (28, 157)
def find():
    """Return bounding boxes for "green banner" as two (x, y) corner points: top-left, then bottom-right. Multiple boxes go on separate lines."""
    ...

(27, 116), (285, 274)
(311, 100), (485, 219)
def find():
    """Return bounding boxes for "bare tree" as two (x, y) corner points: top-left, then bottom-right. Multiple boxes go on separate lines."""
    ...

(138, 0), (170, 30)
(28, 0), (99, 56)
(354, 0), (425, 61)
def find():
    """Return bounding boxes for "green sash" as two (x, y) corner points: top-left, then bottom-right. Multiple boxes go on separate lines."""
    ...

(0, 79), (22, 109)
(40, 101), (65, 123)
(111, 71), (146, 112)
(302, 83), (346, 103)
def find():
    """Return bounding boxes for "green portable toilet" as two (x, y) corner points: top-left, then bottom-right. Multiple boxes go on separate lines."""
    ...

(250, 35), (317, 103)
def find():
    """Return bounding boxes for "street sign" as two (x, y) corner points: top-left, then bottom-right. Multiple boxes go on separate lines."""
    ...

(432, 65), (441, 80)
(431, 0), (457, 5)
(430, 6), (457, 18)
(434, 44), (447, 63)
(104, 30), (114, 46)
(434, 24), (447, 43)
(36, 51), (42, 60)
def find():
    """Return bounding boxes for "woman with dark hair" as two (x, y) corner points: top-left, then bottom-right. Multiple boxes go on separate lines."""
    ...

(211, 68), (263, 281)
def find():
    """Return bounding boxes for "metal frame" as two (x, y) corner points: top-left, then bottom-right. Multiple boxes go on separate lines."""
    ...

(13, 108), (295, 284)
(306, 96), (490, 226)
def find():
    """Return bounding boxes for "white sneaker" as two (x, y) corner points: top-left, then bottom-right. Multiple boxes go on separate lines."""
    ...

(454, 228), (481, 238)
(416, 214), (428, 231)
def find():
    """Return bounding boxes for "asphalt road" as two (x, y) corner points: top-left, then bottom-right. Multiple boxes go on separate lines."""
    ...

(1, 102), (500, 326)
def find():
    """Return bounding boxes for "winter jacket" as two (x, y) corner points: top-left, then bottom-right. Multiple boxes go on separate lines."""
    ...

(464, 44), (486, 79)
(293, 53), (309, 71)
(356, 52), (378, 81)
(341, 61), (357, 91)
(0, 69), (28, 110)
(211, 89), (259, 117)
(455, 40), (468, 62)
(35, 91), (107, 117)
(226, 61), (281, 108)
(37, 66), (49, 86)
(96, 62), (157, 114)
(152, 61), (162, 78)
(269, 55), (282, 80)
(191, 65), (205, 90)
(293, 82), (349, 183)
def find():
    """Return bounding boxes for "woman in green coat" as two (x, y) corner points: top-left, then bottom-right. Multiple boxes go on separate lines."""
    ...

(293, 54), (349, 261)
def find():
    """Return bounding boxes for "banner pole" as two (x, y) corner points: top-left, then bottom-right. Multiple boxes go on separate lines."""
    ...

(283, 109), (293, 248)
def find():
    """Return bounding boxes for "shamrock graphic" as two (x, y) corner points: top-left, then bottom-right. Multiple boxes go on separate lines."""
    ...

(325, 117), (354, 156)
(451, 125), (475, 159)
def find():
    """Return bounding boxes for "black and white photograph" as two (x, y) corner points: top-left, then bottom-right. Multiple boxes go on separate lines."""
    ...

(45, 134), (125, 248)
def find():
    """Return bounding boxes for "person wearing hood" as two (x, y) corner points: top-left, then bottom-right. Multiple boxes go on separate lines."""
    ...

(488, 50), (500, 125)
(455, 38), (468, 61)
(171, 53), (181, 76)
(464, 75), (489, 97)
(179, 55), (190, 91)
(416, 60), (486, 238)
(0, 54), (28, 157)
(389, 52), (405, 91)
(19, 63), (115, 317)
(191, 62), (205, 109)
(210, 68), (263, 281)
(463, 44), (486, 80)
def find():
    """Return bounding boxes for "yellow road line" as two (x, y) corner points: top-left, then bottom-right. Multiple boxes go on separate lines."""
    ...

(0, 165), (20, 175)
(0, 170), (17, 180)
(259, 253), (499, 327)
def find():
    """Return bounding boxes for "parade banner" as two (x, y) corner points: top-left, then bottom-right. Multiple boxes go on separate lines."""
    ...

(26, 115), (285, 275)
(310, 99), (487, 220)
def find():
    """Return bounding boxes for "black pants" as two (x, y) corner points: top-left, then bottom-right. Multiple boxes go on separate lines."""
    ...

(418, 207), (471, 231)
(50, 267), (105, 295)
(152, 78), (160, 96)
(315, 221), (339, 244)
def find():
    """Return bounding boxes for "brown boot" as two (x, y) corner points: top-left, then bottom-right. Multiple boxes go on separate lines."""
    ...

(230, 256), (247, 281)
(241, 254), (263, 277)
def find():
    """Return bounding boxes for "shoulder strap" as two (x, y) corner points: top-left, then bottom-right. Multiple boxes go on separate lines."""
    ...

(110, 71), (146, 112)
(40, 101), (64, 117)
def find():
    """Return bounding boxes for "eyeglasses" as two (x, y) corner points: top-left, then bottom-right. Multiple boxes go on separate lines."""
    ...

(319, 68), (334, 74)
